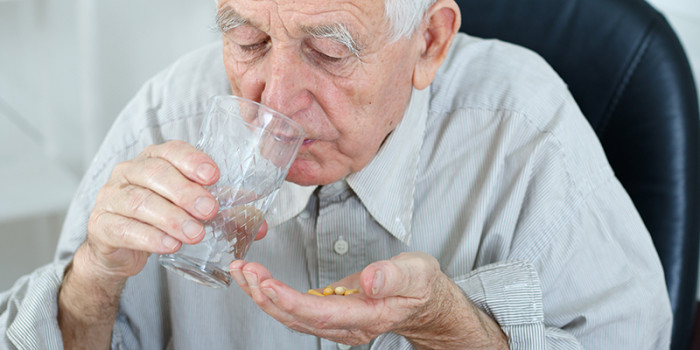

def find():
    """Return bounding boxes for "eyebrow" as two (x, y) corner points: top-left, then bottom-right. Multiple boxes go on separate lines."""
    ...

(301, 24), (363, 57)
(216, 6), (363, 57)
(216, 6), (248, 33)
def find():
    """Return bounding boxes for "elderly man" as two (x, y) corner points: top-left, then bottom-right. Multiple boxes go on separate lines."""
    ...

(1, 0), (672, 349)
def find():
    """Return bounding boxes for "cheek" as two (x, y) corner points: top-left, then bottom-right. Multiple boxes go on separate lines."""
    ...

(222, 45), (263, 101)
(337, 79), (409, 141)
(317, 71), (409, 164)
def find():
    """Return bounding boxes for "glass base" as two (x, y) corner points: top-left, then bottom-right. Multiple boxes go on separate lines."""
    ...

(159, 254), (232, 288)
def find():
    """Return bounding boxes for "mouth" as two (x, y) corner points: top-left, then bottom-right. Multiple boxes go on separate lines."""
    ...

(302, 139), (316, 146)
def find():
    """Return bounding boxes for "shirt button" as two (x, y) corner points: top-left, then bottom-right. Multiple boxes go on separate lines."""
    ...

(334, 236), (349, 255)
(299, 210), (310, 219)
(337, 344), (352, 350)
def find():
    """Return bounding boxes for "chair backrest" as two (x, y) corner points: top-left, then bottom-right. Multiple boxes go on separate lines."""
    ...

(454, 0), (700, 348)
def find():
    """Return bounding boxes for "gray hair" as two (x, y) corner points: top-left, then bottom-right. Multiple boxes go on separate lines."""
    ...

(214, 0), (436, 43)
(384, 0), (437, 41)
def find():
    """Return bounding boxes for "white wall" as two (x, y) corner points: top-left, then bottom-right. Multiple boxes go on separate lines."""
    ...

(1, 0), (700, 298)
(0, 0), (217, 290)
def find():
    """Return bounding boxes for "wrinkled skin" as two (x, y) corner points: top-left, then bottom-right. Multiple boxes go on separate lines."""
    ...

(58, 0), (508, 348)
(217, 0), (505, 348)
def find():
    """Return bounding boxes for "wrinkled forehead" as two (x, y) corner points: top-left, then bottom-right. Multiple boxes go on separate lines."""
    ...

(217, 0), (388, 39)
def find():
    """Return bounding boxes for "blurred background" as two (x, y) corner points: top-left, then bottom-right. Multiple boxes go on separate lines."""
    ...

(0, 0), (698, 301)
(0, 0), (218, 289)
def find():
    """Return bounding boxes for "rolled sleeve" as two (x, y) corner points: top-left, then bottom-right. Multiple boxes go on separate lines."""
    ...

(456, 260), (581, 350)
(1, 262), (68, 350)
(372, 260), (582, 350)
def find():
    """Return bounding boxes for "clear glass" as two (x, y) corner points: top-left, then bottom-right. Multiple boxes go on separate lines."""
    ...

(159, 95), (304, 288)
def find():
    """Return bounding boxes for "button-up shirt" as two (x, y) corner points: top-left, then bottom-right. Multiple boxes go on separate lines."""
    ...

(1, 33), (672, 349)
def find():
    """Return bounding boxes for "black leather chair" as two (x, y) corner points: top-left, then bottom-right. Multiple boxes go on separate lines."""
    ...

(454, 0), (700, 348)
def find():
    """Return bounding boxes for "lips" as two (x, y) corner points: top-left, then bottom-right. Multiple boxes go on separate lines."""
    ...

(302, 139), (316, 146)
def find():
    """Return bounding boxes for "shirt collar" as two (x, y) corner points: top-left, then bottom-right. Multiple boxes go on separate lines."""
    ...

(267, 87), (431, 245)
(266, 181), (317, 228)
(346, 87), (430, 245)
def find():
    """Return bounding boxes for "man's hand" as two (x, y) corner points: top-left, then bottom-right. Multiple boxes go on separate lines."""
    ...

(229, 252), (509, 349)
(59, 140), (221, 348)
(82, 140), (222, 280)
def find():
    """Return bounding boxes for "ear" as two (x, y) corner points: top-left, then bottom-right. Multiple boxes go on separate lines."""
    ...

(412, 0), (461, 90)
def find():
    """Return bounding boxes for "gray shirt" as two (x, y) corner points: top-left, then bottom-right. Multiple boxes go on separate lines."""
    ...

(0, 33), (672, 349)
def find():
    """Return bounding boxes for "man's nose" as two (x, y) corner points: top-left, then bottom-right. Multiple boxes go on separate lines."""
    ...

(260, 48), (311, 118)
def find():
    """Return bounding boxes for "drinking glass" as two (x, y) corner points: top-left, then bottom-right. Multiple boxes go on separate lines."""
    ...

(159, 95), (304, 288)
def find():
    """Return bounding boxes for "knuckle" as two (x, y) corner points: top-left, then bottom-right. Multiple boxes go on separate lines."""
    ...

(160, 140), (189, 158)
(144, 157), (172, 179)
(169, 186), (190, 206)
(141, 143), (160, 155)
(87, 209), (105, 236)
(94, 186), (112, 208)
(111, 160), (132, 177)
(174, 181), (208, 209)
(116, 218), (140, 243)
(124, 186), (153, 215)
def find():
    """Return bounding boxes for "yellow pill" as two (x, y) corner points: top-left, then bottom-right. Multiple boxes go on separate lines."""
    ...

(323, 287), (334, 296)
(344, 289), (359, 295)
(307, 289), (324, 296)
(334, 286), (347, 295)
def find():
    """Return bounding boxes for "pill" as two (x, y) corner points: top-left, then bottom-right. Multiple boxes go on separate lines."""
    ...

(307, 285), (358, 296)
(307, 289), (323, 296)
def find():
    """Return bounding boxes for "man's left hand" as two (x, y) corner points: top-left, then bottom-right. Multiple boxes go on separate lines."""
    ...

(229, 252), (508, 349)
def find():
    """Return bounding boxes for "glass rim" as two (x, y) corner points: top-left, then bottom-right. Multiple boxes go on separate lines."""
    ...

(209, 95), (306, 139)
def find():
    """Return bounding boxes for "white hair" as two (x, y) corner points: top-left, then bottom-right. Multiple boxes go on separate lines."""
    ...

(214, 0), (436, 43)
(384, 0), (437, 41)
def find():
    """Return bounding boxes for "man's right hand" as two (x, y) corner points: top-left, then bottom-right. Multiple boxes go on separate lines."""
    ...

(82, 139), (220, 281)
(58, 140), (220, 348)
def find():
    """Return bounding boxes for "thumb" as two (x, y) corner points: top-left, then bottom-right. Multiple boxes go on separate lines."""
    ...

(361, 252), (439, 299)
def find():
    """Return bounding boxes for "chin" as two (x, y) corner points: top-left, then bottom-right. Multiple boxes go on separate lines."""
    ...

(285, 162), (321, 186)
(285, 160), (343, 187)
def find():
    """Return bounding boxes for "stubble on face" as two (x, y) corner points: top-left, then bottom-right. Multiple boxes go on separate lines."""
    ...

(217, 0), (423, 186)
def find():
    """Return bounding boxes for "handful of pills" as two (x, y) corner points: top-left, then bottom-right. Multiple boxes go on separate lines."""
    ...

(307, 285), (360, 296)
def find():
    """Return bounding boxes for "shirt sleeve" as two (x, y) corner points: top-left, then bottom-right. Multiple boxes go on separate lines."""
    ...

(1, 43), (224, 350)
(456, 261), (579, 349)
(460, 176), (672, 349)
(0, 262), (68, 350)
(370, 261), (579, 350)
(371, 179), (672, 350)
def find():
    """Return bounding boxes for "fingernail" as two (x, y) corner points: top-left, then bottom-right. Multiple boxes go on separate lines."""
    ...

(182, 220), (204, 240)
(372, 269), (384, 296)
(195, 197), (217, 217)
(196, 163), (216, 182)
(262, 287), (278, 301)
(231, 271), (247, 287)
(243, 271), (258, 287)
(229, 261), (248, 286)
(162, 235), (180, 250)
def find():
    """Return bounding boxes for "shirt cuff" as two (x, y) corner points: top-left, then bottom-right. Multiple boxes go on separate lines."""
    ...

(4, 261), (68, 349)
(455, 260), (546, 349)
(371, 260), (548, 350)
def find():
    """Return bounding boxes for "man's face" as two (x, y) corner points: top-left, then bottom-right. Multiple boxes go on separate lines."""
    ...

(218, 0), (424, 186)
